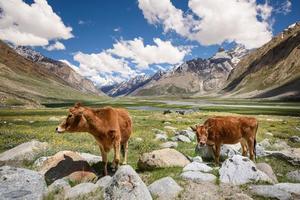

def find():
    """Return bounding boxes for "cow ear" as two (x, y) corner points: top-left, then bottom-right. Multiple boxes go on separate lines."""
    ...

(74, 102), (82, 108)
(190, 126), (197, 132)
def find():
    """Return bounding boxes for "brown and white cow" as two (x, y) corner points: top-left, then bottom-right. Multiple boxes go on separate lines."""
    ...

(56, 103), (132, 175)
(191, 116), (258, 164)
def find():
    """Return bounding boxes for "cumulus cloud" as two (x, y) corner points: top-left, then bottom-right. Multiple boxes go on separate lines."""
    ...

(138, 0), (273, 49)
(45, 41), (65, 51)
(73, 37), (190, 85)
(274, 0), (291, 15)
(0, 0), (73, 46)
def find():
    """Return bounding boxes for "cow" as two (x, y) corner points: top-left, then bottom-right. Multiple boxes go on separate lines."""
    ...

(191, 116), (258, 164)
(56, 103), (132, 175)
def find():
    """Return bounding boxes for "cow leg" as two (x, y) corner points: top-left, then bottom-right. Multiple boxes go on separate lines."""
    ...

(112, 140), (121, 171)
(214, 143), (221, 165)
(99, 145), (108, 176)
(240, 139), (248, 157)
(121, 141), (128, 165)
(247, 138), (255, 161)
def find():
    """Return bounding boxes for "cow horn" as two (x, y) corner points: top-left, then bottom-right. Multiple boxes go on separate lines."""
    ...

(190, 126), (197, 131)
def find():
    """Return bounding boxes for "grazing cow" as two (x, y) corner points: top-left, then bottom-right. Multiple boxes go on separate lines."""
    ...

(191, 116), (258, 164)
(56, 103), (132, 175)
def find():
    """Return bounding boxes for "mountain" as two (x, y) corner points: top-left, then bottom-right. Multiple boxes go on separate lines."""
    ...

(0, 41), (104, 107)
(223, 22), (300, 100)
(132, 45), (249, 96)
(14, 46), (101, 95)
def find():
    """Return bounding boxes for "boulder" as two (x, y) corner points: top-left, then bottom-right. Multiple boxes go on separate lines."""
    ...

(164, 126), (177, 132)
(195, 145), (215, 161)
(183, 162), (212, 173)
(195, 143), (241, 161)
(192, 156), (203, 163)
(176, 130), (195, 140)
(0, 140), (48, 167)
(289, 136), (300, 143)
(219, 155), (273, 185)
(287, 170), (300, 182)
(153, 129), (167, 135)
(272, 140), (290, 151)
(256, 162), (278, 183)
(78, 152), (102, 165)
(64, 183), (102, 200)
(175, 135), (191, 143)
(154, 134), (168, 142)
(148, 177), (182, 200)
(138, 148), (190, 170)
(0, 166), (47, 200)
(104, 165), (152, 200)
(160, 142), (178, 149)
(36, 151), (97, 184)
(180, 171), (216, 183)
(47, 178), (71, 194)
(96, 176), (112, 189)
(266, 148), (300, 166)
(250, 183), (300, 200)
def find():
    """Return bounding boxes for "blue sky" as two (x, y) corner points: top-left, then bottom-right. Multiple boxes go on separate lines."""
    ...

(0, 0), (299, 85)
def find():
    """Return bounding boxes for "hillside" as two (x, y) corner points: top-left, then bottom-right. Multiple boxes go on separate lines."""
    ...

(223, 22), (300, 100)
(0, 41), (104, 107)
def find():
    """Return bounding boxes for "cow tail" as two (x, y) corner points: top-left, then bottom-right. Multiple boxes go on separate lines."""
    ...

(254, 121), (258, 160)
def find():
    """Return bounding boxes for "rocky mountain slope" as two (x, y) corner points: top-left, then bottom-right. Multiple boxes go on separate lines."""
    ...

(133, 45), (249, 96)
(223, 22), (300, 100)
(0, 41), (103, 107)
(14, 46), (101, 95)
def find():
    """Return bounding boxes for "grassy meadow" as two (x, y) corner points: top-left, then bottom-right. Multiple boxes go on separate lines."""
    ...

(0, 98), (300, 186)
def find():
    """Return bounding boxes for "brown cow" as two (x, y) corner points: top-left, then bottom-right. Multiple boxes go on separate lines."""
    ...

(191, 116), (258, 164)
(56, 103), (132, 175)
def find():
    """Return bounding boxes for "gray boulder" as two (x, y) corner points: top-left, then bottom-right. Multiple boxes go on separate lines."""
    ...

(287, 170), (300, 182)
(138, 148), (190, 170)
(256, 162), (278, 183)
(46, 178), (71, 199)
(78, 152), (102, 165)
(219, 155), (273, 185)
(266, 148), (300, 166)
(183, 162), (212, 173)
(64, 182), (102, 200)
(96, 176), (112, 189)
(289, 136), (300, 143)
(155, 134), (168, 142)
(104, 165), (152, 200)
(195, 145), (215, 160)
(0, 140), (48, 167)
(0, 166), (47, 200)
(192, 156), (203, 163)
(195, 143), (241, 161)
(148, 177), (182, 200)
(176, 130), (195, 140)
(175, 135), (191, 143)
(180, 171), (216, 183)
(160, 142), (178, 149)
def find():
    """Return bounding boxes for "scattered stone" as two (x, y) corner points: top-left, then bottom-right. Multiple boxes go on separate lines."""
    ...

(0, 166), (47, 200)
(265, 132), (274, 137)
(48, 116), (60, 121)
(36, 151), (97, 185)
(135, 137), (143, 142)
(47, 178), (71, 195)
(176, 130), (195, 140)
(220, 144), (241, 158)
(192, 156), (203, 163)
(160, 142), (178, 149)
(289, 136), (300, 143)
(104, 165), (152, 200)
(0, 140), (48, 167)
(96, 175), (112, 189)
(266, 148), (300, 166)
(64, 182), (101, 200)
(163, 110), (173, 115)
(78, 152), (102, 165)
(175, 135), (191, 143)
(296, 127), (300, 131)
(138, 148), (190, 170)
(164, 126), (177, 131)
(33, 156), (49, 169)
(219, 155), (273, 185)
(181, 171), (216, 183)
(148, 177), (182, 200)
(183, 162), (212, 173)
(154, 129), (167, 135)
(163, 121), (171, 125)
(287, 170), (300, 182)
(256, 162), (278, 183)
(155, 134), (168, 142)
(195, 145), (215, 161)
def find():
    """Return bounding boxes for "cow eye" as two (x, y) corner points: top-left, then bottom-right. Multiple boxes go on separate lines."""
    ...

(68, 114), (72, 118)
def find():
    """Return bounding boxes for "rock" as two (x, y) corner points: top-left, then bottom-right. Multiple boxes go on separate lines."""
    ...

(265, 132), (273, 137)
(96, 175), (112, 189)
(176, 130), (195, 140)
(163, 110), (173, 115)
(0, 166), (47, 200)
(272, 140), (290, 150)
(220, 144), (241, 158)
(155, 134), (168, 142)
(160, 142), (178, 149)
(219, 155), (273, 185)
(175, 135), (191, 143)
(104, 165), (152, 200)
(258, 138), (271, 149)
(195, 145), (215, 161)
(47, 178), (71, 198)
(33, 156), (49, 168)
(148, 177), (182, 200)
(0, 140), (48, 167)
(289, 136), (300, 143)
(138, 148), (190, 170)
(287, 170), (300, 182)
(164, 126), (177, 131)
(192, 156), (203, 163)
(78, 152), (102, 165)
(48, 116), (60, 121)
(36, 151), (97, 185)
(154, 129), (167, 135)
(181, 171), (216, 183)
(163, 121), (171, 125)
(250, 183), (300, 200)
(256, 162), (278, 183)
(228, 193), (254, 200)
(135, 137), (143, 142)
(64, 183), (102, 200)
(183, 162), (212, 173)
(266, 148), (300, 166)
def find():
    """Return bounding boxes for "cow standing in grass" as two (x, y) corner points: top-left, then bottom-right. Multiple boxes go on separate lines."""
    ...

(191, 116), (258, 164)
(56, 103), (132, 175)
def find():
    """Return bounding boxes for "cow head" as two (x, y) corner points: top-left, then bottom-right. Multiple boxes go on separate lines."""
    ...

(190, 125), (209, 146)
(56, 102), (88, 133)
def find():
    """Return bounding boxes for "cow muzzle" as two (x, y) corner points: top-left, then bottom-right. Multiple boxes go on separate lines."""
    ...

(55, 126), (65, 134)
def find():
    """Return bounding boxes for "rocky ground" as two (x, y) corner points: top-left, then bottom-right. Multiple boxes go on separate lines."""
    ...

(0, 108), (300, 199)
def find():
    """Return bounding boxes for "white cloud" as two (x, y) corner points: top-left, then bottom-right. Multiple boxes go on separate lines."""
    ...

(45, 41), (65, 51)
(0, 0), (73, 46)
(59, 59), (79, 72)
(138, 0), (273, 49)
(274, 0), (291, 15)
(108, 37), (191, 69)
(113, 27), (121, 32)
